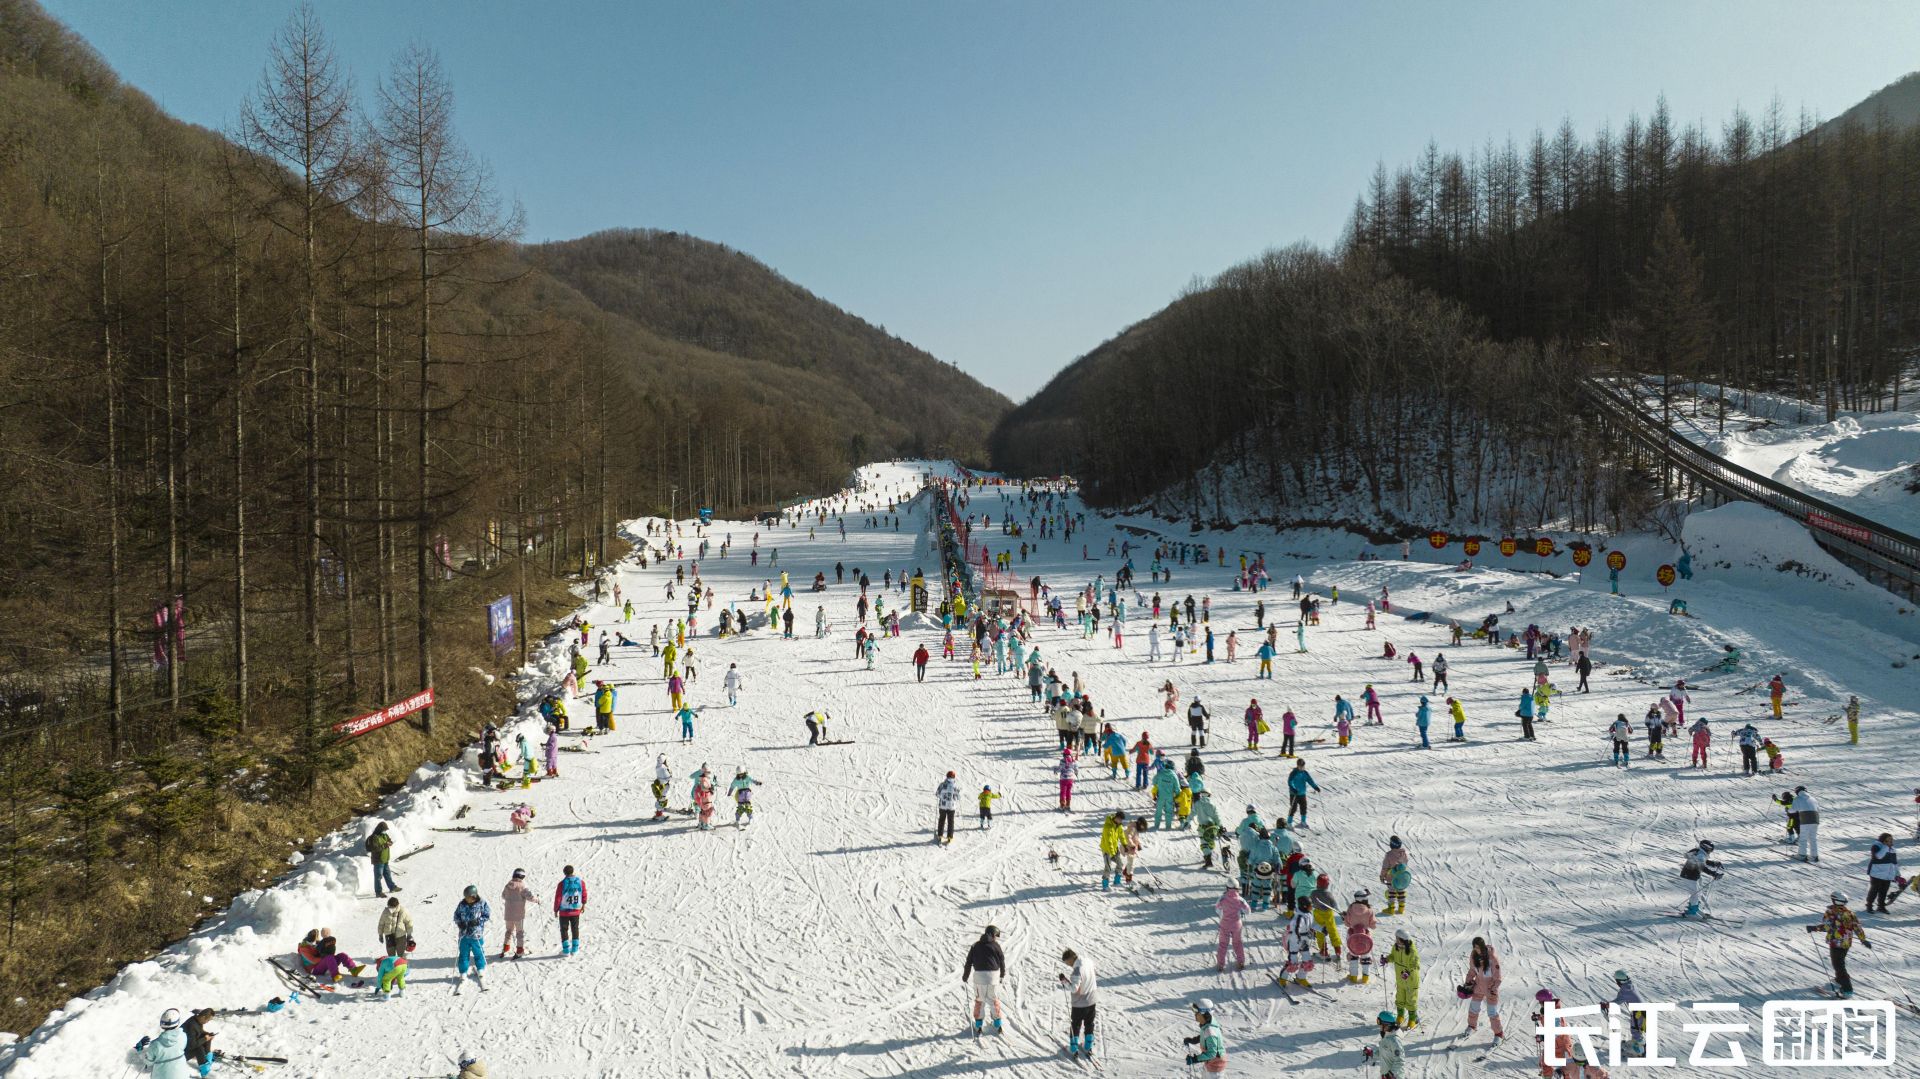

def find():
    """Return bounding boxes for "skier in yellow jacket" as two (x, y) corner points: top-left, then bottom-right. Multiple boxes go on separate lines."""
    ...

(1100, 811), (1127, 891)
(1384, 928), (1421, 1029)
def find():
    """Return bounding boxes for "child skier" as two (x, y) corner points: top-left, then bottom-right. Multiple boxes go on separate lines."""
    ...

(375, 950), (408, 998)
(731, 770), (763, 828)
(1182, 1000), (1228, 1073)
(1309, 874), (1343, 957)
(693, 774), (716, 830)
(1608, 714), (1633, 767)
(1370, 1011), (1405, 1079)
(1379, 836), (1411, 915)
(1215, 883), (1251, 972)
(1281, 906), (1316, 987)
(554, 865), (587, 956)
(1385, 929), (1421, 1028)
(1195, 791), (1225, 868)
(500, 868), (535, 959)
(652, 755), (672, 819)
(977, 785), (1000, 830)
(1344, 890), (1377, 983)
(452, 886), (490, 992)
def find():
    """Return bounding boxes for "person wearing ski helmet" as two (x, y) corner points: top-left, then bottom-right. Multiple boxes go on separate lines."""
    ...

(1194, 791), (1225, 868)
(1806, 892), (1870, 998)
(1867, 833), (1900, 913)
(1344, 889), (1377, 983)
(1790, 785), (1821, 863)
(457, 1053), (488, 1079)
(1182, 998), (1228, 1072)
(453, 884), (491, 990)
(1680, 840), (1724, 917)
(1379, 836), (1412, 915)
(135, 1008), (190, 1079)
(1370, 1009), (1406, 1079)
(1309, 873), (1343, 956)
(962, 925), (1007, 1036)
(500, 868), (535, 959)
(1385, 929), (1421, 1028)
(1460, 937), (1504, 1040)
(1606, 970), (1645, 1055)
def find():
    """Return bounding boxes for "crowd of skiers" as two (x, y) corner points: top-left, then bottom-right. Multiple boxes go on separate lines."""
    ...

(122, 473), (1907, 1078)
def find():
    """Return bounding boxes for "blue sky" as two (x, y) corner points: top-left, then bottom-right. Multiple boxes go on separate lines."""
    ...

(46, 1), (1920, 400)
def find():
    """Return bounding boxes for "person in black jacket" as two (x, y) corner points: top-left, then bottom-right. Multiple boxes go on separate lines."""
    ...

(183, 1007), (217, 1074)
(962, 925), (1007, 1035)
(1866, 834), (1900, 913)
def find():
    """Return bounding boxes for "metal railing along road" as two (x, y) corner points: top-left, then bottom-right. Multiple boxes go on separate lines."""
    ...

(1580, 378), (1920, 597)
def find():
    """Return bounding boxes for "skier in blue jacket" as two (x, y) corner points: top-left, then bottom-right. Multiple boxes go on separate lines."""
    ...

(1234, 805), (1266, 883)
(134, 1009), (191, 1079)
(452, 886), (491, 992)
(1286, 760), (1321, 827)
(1415, 696), (1432, 749)
(1151, 759), (1182, 830)
(1242, 828), (1280, 909)
(1515, 689), (1537, 741)
(1100, 727), (1127, 779)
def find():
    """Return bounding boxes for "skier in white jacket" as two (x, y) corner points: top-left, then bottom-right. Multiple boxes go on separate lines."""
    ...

(1058, 949), (1099, 1060)
(722, 663), (744, 706)
(1679, 840), (1723, 917)
(935, 772), (961, 844)
(1791, 786), (1821, 863)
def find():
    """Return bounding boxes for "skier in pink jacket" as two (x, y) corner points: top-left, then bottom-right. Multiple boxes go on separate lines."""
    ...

(1463, 937), (1504, 1039)
(1344, 890), (1377, 982)
(1216, 884), (1252, 972)
(499, 869), (535, 959)
(1669, 680), (1691, 726)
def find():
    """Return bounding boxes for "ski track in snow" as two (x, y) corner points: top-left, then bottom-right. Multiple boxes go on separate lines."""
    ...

(5, 459), (1920, 1077)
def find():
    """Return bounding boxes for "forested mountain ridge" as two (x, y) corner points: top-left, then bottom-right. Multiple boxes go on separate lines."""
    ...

(0, 0), (1003, 1035)
(996, 82), (1920, 530)
(536, 229), (1010, 462)
(1820, 71), (1920, 137)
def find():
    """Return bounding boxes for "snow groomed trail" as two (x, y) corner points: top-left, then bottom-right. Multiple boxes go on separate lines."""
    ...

(5, 460), (1919, 1077)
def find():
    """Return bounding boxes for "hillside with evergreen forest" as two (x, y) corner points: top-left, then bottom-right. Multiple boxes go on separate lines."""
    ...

(993, 88), (1920, 529)
(0, 0), (1004, 1034)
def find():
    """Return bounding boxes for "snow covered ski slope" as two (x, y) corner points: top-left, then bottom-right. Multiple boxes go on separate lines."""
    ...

(5, 460), (1919, 1077)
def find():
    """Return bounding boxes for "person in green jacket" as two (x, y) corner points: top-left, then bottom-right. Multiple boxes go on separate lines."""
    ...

(1182, 998), (1228, 1071)
(367, 821), (398, 897)
(1370, 1010), (1406, 1078)
(1194, 792), (1225, 868)
(1288, 858), (1318, 915)
(1385, 929), (1421, 1029)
